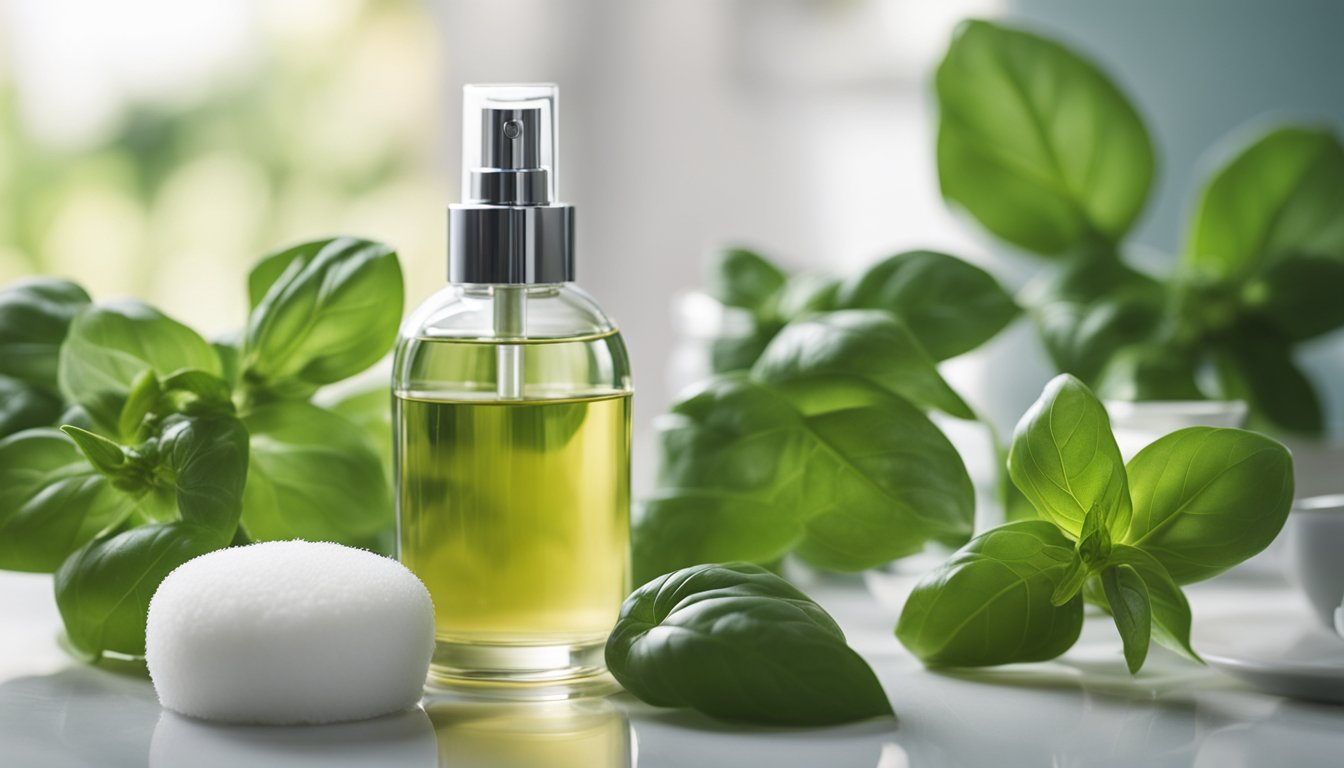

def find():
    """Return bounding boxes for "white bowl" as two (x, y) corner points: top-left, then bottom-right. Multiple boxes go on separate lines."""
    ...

(1286, 494), (1344, 630)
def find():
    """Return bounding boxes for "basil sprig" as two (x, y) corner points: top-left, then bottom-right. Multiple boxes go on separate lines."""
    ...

(897, 374), (1293, 673)
(607, 563), (893, 725)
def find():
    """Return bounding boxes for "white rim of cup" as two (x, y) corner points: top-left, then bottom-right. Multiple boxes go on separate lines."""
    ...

(1291, 494), (1344, 516)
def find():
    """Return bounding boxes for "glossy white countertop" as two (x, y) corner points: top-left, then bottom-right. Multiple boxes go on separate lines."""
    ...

(2, 566), (1342, 768)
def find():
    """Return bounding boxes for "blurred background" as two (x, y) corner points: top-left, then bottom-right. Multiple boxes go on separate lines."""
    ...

(4, 0), (1344, 488)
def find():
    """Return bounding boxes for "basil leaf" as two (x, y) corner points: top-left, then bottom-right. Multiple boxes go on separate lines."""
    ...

(776, 272), (839, 319)
(634, 376), (972, 576)
(753, 310), (973, 419)
(59, 300), (221, 435)
(1008, 374), (1131, 538)
(1023, 254), (1164, 383)
(0, 277), (91, 392)
(834, 251), (1019, 361)
(155, 414), (250, 539)
(1100, 545), (1199, 662)
(1186, 126), (1344, 281)
(1100, 564), (1150, 674)
(1216, 320), (1323, 434)
(242, 237), (403, 396)
(708, 248), (787, 317)
(0, 428), (136, 572)
(1123, 426), (1293, 584)
(709, 320), (780, 374)
(935, 21), (1153, 255)
(246, 238), (336, 310)
(606, 563), (891, 725)
(896, 521), (1084, 667)
(0, 376), (63, 438)
(55, 522), (225, 658)
(1249, 255), (1344, 341)
(241, 401), (392, 546)
(632, 494), (803, 590)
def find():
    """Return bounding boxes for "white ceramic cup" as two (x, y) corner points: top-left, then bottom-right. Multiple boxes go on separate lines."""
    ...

(1285, 494), (1344, 630)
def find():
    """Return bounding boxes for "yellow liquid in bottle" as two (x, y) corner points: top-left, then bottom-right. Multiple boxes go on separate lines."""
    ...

(396, 383), (630, 682)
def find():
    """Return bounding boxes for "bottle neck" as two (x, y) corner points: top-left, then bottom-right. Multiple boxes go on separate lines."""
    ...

(447, 203), (574, 284)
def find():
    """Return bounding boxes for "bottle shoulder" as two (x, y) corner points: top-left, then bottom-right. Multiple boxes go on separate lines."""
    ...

(400, 283), (619, 341)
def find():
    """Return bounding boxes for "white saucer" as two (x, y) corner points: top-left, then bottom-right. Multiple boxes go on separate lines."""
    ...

(1194, 604), (1344, 704)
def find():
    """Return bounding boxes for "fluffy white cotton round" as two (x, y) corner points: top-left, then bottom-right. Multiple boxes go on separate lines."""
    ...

(146, 541), (434, 725)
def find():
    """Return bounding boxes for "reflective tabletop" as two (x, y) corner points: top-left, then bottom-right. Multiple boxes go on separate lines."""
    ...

(2, 568), (1341, 767)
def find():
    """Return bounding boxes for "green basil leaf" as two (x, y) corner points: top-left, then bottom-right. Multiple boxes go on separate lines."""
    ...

(155, 414), (249, 539)
(1186, 126), (1344, 281)
(708, 248), (787, 317)
(1076, 502), (1111, 566)
(0, 277), (91, 392)
(1008, 374), (1131, 538)
(632, 494), (803, 587)
(1050, 554), (1088, 607)
(1100, 544), (1200, 662)
(753, 310), (973, 418)
(61, 426), (128, 476)
(1248, 254), (1344, 341)
(935, 21), (1153, 255)
(246, 238), (336, 310)
(0, 376), (63, 438)
(58, 300), (221, 435)
(1216, 320), (1322, 434)
(212, 332), (243, 389)
(54, 522), (225, 658)
(242, 237), (403, 395)
(896, 520), (1084, 667)
(775, 272), (839, 320)
(1101, 563), (1151, 674)
(1122, 426), (1293, 584)
(709, 321), (780, 374)
(606, 563), (892, 725)
(835, 251), (1019, 361)
(0, 428), (135, 572)
(636, 376), (972, 575)
(117, 370), (162, 443)
(1023, 254), (1164, 383)
(241, 401), (391, 546)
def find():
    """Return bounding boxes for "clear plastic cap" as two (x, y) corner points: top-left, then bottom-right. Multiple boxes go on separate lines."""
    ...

(461, 84), (559, 206)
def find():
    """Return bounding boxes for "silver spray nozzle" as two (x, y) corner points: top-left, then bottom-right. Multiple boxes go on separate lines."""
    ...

(471, 106), (550, 205)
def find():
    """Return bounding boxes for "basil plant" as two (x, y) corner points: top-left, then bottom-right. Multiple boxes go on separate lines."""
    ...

(897, 375), (1293, 673)
(0, 237), (402, 659)
(936, 20), (1344, 434)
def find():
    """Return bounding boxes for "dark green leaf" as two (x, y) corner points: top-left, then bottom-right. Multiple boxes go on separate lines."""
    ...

(0, 428), (138, 572)
(0, 277), (91, 392)
(247, 238), (336, 310)
(775, 272), (840, 319)
(55, 522), (226, 658)
(325, 385), (394, 485)
(835, 251), (1019, 360)
(896, 521), (1084, 667)
(1101, 563), (1151, 674)
(58, 300), (221, 434)
(753, 310), (973, 418)
(707, 248), (787, 317)
(242, 237), (403, 395)
(0, 376), (63, 438)
(117, 370), (162, 442)
(1123, 426), (1293, 584)
(1076, 502), (1111, 566)
(1008, 374), (1131, 538)
(1100, 544), (1200, 662)
(241, 401), (391, 545)
(606, 563), (892, 725)
(1186, 126), (1344, 281)
(935, 20), (1153, 255)
(1216, 320), (1322, 434)
(155, 414), (249, 539)
(1248, 255), (1344, 341)
(1050, 555), (1088, 607)
(709, 320), (780, 374)
(636, 376), (973, 575)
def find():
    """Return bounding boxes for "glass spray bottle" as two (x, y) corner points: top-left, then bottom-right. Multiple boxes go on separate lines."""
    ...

(394, 84), (632, 686)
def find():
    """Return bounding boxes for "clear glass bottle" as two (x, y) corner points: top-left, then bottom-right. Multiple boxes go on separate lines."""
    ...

(394, 84), (632, 686)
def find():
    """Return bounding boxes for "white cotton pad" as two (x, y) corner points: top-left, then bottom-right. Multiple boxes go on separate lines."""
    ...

(146, 540), (434, 725)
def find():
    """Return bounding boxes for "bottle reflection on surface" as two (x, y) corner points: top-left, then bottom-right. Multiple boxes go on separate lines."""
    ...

(426, 696), (633, 768)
